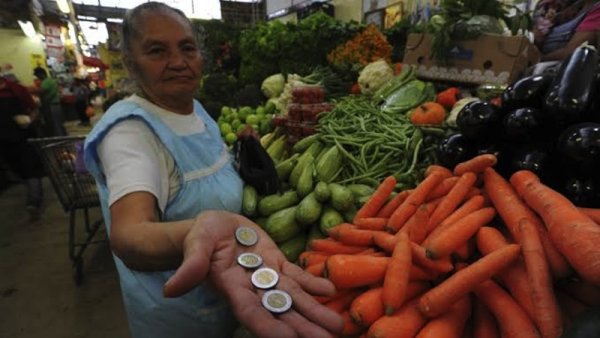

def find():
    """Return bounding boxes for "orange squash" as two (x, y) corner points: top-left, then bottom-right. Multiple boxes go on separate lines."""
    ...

(409, 102), (446, 126)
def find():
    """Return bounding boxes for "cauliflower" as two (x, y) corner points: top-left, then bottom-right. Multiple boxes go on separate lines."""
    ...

(358, 59), (394, 96)
(261, 73), (285, 98)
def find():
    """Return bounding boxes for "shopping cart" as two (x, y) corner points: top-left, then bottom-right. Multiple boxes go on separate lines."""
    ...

(29, 136), (104, 285)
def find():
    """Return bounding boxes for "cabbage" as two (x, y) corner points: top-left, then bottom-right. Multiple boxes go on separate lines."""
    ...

(358, 59), (394, 96)
(261, 73), (285, 98)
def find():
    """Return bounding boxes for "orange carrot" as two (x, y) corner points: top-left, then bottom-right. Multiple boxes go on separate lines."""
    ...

(325, 255), (390, 289)
(355, 217), (389, 231)
(411, 242), (454, 274)
(387, 172), (446, 233)
(453, 153), (497, 176)
(427, 176), (460, 201)
(377, 190), (410, 218)
(415, 295), (471, 338)
(410, 265), (438, 282)
(484, 167), (571, 279)
(367, 300), (428, 338)
(425, 207), (496, 259)
(383, 232), (412, 315)
(428, 172), (478, 230)
(305, 261), (325, 277)
(350, 287), (385, 327)
(330, 224), (377, 247)
(424, 195), (486, 245)
(472, 299), (500, 338)
(476, 226), (536, 320)
(309, 238), (370, 254)
(314, 288), (355, 304)
(577, 207), (600, 224)
(372, 231), (397, 254)
(399, 204), (431, 244)
(519, 218), (563, 338)
(418, 244), (521, 317)
(299, 251), (330, 268)
(325, 288), (363, 313)
(342, 310), (364, 336)
(452, 241), (473, 262)
(424, 164), (453, 179)
(354, 176), (397, 222)
(511, 170), (600, 285)
(474, 280), (540, 338)
(559, 278), (600, 307)
(465, 186), (482, 199)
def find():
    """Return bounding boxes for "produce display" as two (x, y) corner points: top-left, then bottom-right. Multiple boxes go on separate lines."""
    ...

(438, 45), (600, 207)
(295, 154), (600, 337)
(217, 101), (278, 145)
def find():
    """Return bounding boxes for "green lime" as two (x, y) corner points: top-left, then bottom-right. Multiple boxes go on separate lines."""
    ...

(236, 124), (247, 134)
(246, 114), (260, 126)
(240, 106), (253, 116)
(231, 118), (242, 129)
(259, 119), (272, 135)
(256, 106), (266, 116)
(225, 132), (237, 145)
(220, 123), (233, 136)
(221, 106), (232, 116)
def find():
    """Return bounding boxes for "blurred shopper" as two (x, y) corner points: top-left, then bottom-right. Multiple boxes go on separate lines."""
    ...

(32, 67), (66, 136)
(73, 78), (91, 126)
(0, 74), (45, 221)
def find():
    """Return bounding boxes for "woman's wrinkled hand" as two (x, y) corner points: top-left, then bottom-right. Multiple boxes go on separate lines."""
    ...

(162, 210), (343, 338)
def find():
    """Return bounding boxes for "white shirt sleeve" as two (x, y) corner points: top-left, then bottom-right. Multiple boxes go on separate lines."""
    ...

(96, 118), (171, 213)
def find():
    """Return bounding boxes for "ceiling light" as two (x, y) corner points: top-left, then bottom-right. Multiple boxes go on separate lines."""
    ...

(18, 20), (37, 38)
(106, 18), (123, 23)
(56, 0), (71, 14)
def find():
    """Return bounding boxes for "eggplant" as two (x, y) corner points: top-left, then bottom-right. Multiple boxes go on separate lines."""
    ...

(561, 306), (600, 338)
(557, 122), (600, 162)
(502, 107), (543, 141)
(501, 74), (554, 111)
(543, 45), (598, 127)
(456, 101), (502, 141)
(436, 133), (472, 169)
(509, 145), (551, 178)
(562, 177), (598, 207)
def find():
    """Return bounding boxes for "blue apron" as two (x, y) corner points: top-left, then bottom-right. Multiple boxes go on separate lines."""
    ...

(84, 97), (244, 338)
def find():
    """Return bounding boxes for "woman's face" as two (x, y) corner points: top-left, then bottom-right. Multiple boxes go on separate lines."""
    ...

(127, 11), (202, 106)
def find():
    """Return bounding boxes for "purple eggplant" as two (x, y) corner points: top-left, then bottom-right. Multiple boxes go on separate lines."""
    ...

(501, 74), (554, 111)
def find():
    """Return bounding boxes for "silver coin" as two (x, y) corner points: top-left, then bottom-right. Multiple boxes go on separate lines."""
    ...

(251, 267), (279, 289)
(237, 252), (263, 269)
(262, 290), (292, 313)
(235, 227), (258, 247)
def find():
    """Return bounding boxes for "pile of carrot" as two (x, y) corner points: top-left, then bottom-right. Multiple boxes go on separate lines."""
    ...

(299, 153), (600, 338)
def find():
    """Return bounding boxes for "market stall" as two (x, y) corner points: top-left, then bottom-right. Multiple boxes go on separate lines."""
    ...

(214, 1), (600, 337)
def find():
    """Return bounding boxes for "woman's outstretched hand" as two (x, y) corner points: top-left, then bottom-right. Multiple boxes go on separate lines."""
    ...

(163, 210), (343, 338)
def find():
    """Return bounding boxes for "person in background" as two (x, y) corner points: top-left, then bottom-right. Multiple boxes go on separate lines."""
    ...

(83, 2), (342, 338)
(0, 74), (45, 221)
(31, 67), (66, 136)
(73, 78), (91, 126)
(533, 0), (600, 61)
(1, 63), (19, 83)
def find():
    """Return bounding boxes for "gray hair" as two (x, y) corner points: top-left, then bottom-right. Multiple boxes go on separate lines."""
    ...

(120, 1), (195, 58)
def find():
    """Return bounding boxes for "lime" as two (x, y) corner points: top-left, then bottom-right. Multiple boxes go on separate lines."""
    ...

(220, 123), (233, 136)
(225, 132), (237, 145)
(240, 106), (253, 116)
(236, 124), (247, 134)
(256, 106), (266, 116)
(246, 114), (260, 126)
(221, 106), (232, 116)
(231, 118), (242, 129)
(259, 119), (271, 135)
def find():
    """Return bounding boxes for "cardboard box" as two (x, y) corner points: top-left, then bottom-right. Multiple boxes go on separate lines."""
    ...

(402, 33), (541, 85)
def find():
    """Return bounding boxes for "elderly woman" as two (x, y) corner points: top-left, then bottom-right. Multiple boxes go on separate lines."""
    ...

(83, 3), (342, 338)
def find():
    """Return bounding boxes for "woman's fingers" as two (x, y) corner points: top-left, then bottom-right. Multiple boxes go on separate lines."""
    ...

(163, 239), (212, 297)
(277, 272), (344, 335)
(281, 261), (337, 296)
(277, 308), (338, 338)
(223, 274), (297, 338)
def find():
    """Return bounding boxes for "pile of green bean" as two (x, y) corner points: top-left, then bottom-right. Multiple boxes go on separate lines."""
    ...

(317, 96), (441, 188)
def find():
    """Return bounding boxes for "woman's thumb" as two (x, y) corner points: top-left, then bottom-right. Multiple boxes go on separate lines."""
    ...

(163, 242), (211, 298)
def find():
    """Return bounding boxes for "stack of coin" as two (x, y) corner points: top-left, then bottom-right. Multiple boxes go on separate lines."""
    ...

(235, 226), (292, 314)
